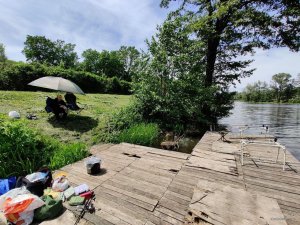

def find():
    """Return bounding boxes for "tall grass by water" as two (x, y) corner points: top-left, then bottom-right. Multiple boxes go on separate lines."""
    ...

(115, 123), (159, 146)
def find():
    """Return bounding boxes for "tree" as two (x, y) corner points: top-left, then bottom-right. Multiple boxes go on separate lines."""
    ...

(134, 15), (234, 130)
(81, 49), (128, 80)
(0, 43), (7, 62)
(98, 50), (126, 80)
(160, 0), (300, 88)
(271, 73), (294, 102)
(23, 35), (78, 68)
(242, 81), (272, 102)
(117, 46), (140, 79)
(81, 49), (102, 74)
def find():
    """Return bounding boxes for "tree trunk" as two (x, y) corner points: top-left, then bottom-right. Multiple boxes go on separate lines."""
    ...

(205, 39), (219, 87)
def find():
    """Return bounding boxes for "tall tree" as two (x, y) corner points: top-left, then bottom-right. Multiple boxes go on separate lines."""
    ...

(117, 46), (140, 76)
(134, 15), (233, 129)
(81, 49), (127, 80)
(271, 73), (293, 102)
(160, 0), (300, 88)
(23, 35), (78, 68)
(0, 43), (7, 62)
(81, 49), (102, 74)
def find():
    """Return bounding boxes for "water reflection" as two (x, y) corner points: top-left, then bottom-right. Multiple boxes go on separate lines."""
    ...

(220, 102), (300, 160)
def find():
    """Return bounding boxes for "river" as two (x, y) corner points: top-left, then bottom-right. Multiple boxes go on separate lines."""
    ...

(220, 101), (300, 160)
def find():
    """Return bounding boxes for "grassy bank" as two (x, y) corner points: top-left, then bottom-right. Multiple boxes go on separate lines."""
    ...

(0, 91), (131, 145)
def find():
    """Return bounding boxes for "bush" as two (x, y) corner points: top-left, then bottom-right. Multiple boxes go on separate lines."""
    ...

(0, 119), (87, 177)
(0, 62), (131, 94)
(114, 123), (159, 146)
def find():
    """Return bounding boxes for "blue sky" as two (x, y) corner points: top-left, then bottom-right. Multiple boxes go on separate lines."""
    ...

(0, 0), (299, 91)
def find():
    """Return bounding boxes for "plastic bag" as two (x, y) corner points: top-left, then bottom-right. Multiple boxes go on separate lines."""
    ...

(8, 111), (20, 119)
(0, 187), (29, 210)
(0, 177), (16, 195)
(85, 156), (101, 174)
(1, 193), (44, 225)
(25, 172), (48, 183)
(85, 156), (101, 166)
(74, 184), (89, 195)
(52, 176), (69, 192)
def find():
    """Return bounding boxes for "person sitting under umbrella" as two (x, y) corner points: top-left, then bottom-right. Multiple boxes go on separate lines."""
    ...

(53, 94), (68, 119)
(64, 92), (82, 111)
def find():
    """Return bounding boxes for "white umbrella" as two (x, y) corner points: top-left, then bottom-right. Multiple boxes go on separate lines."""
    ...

(28, 76), (84, 94)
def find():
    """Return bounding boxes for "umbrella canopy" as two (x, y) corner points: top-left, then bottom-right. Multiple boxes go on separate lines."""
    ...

(28, 76), (84, 94)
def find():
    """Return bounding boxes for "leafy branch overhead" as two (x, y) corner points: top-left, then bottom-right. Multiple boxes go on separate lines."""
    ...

(160, 0), (300, 87)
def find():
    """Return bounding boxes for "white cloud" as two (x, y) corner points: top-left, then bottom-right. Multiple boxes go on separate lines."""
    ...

(0, 0), (169, 61)
(1, 0), (299, 88)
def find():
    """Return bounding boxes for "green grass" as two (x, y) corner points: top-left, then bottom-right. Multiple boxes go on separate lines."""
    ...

(115, 123), (160, 146)
(0, 91), (131, 146)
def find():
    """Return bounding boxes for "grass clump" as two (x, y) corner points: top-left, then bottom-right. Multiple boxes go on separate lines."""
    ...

(49, 142), (88, 170)
(115, 123), (159, 146)
(0, 118), (88, 177)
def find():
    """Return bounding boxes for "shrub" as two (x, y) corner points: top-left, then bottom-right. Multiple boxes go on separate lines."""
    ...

(0, 62), (131, 94)
(114, 123), (159, 146)
(0, 119), (87, 177)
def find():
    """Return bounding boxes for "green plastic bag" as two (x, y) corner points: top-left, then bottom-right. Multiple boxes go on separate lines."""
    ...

(34, 195), (63, 221)
(68, 196), (85, 206)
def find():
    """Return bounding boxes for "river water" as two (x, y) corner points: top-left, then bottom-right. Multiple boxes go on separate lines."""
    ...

(220, 101), (300, 160)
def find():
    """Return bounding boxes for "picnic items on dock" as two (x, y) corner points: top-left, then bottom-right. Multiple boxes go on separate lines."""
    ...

(0, 189), (45, 225)
(0, 177), (16, 196)
(52, 176), (69, 192)
(74, 184), (89, 195)
(16, 168), (52, 197)
(63, 187), (75, 200)
(68, 196), (85, 206)
(85, 156), (101, 175)
(0, 165), (96, 225)
(34, 195), (63, 221)
(43, 188), (62, 200)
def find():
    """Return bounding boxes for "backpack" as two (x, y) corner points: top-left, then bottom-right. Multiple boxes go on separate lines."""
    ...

(16, 167), (52, 197)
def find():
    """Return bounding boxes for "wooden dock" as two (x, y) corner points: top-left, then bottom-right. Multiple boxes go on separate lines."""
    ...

(43, 132), (300, 225)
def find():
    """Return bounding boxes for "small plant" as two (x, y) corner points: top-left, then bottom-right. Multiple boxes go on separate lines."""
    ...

(114, 123), (159, 146)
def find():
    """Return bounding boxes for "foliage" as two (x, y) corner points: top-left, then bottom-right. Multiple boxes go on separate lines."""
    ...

(133, 14), (234, 130)
(237, 74), (300, 103)
(0, 43), (7, 63)
(0, 118), (87, 177)
(271, 73), (294, 102)
(23, 35), (78, 69)
(239, 81), (274, 102)
(49, 143), (88, 170)
(0, 62), (131, 94)
(161, 0), (300, 88)
(81, 46), (140, 81)
(117, 46), (140, 77)
(94, 102), (143, 143)
(114, 123), (159, 146)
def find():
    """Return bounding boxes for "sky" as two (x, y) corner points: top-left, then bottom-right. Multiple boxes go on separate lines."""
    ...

(0, 0), (299, 91)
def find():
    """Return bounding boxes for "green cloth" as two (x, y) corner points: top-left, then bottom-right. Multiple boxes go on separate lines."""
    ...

(34, 195), (63, 221)
(68, 196), (85, 206)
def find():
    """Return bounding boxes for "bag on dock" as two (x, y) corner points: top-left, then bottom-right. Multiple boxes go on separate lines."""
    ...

(16, 168), (52, 197)
(68, 196), (85, 206)
(85, 156), (101, 175)
(34, 195), (63, 221)
(0, 177), (16, 196)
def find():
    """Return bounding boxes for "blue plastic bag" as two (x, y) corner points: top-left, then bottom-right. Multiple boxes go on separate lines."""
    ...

(0, 177), (16, 195)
